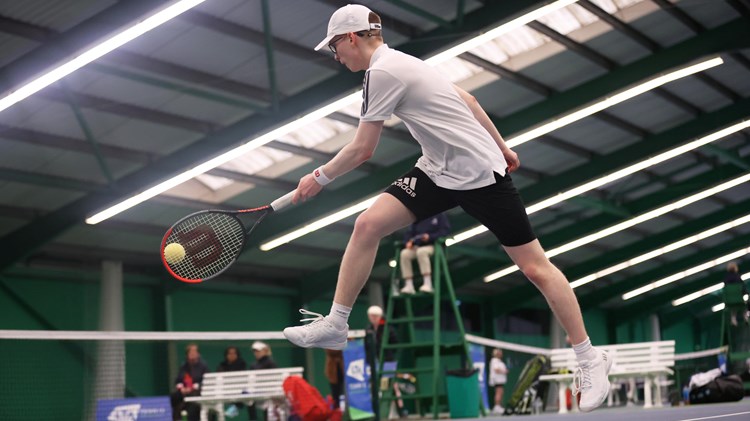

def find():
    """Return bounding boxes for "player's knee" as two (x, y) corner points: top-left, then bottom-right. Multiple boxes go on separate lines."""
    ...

(519, 262), (546, 285)
(353, 213), (386, 241)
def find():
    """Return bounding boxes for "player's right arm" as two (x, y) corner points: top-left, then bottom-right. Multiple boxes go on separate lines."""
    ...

(453, 84), (520, 173)
(293, 120), (383, 204)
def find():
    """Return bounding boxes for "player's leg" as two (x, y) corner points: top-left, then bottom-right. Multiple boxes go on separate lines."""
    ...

(454, 172), (611, 412)
(333, 193), (416, 307)
(503, 240), (586, 344)
(283, 193), (415, 349)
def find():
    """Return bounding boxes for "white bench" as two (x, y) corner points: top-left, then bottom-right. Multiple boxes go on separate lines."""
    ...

(538, 340), (675, 413)
(185, 367), (303, 421)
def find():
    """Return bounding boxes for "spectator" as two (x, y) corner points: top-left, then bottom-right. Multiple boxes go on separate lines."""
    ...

(399, 213), (450, 294)
(365, 305), (397, 363)
(725, 262), (749, 326)
(215, 346), (249, 420)
(248, 341), (278, 420)
(171, 343), (209, 421)
(325, 350), (345, 409)
(217, 346), (247, 372)
(489, 348), (508, 414)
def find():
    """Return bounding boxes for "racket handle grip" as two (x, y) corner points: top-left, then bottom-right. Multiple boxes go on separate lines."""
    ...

(271, 190), (296, 211)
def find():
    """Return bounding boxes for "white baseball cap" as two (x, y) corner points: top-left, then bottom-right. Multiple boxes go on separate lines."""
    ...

(314, 4), (382, 51)
(251, 341), (268, 351)
(367, 305), (383, 316)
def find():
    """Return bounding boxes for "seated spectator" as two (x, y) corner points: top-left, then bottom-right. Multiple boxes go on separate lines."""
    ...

(725, 262), (749, 326)
(171, 343), (209, 421)
(399, 213), (450, 294)
(215, 346), (249, 419)
(248, 341), (278, 420)
(217, 346), (247, 372)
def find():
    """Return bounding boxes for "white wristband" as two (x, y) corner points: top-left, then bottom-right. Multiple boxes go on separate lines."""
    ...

(313, 166), (334, 186)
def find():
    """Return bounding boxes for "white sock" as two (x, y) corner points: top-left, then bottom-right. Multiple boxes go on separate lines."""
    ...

(422, 275), (432, 288)
(403, 279), (414, 288)
(572, 336), (597, 362)
(326, 302), (351, 330)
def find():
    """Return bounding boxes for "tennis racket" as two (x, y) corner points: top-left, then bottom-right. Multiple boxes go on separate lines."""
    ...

(160, 190), (296, 283)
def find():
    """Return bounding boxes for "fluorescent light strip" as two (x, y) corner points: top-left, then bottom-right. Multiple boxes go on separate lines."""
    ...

(259, 196), (378, 251)
(84, 0), (579, 224)
(86, 92), (361, 224)
(448, 114), (746, 248)
(672, 283), (724, 307)
(505, 57), (724, 148)
(568, 213), (750, 289)
(0, 0), (206, 114)
(622, 247), (750, 300)
(484, 173), (750, 282)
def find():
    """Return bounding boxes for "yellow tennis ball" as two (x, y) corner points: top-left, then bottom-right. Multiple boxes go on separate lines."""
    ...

(164, 243), (186, 265)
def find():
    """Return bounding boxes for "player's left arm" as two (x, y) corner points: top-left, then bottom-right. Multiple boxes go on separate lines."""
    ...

(453, 84), (519, 173)
(293, 121), (383, 203)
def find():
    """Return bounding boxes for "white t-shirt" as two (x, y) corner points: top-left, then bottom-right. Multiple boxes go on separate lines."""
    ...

(360, 44), (507, 190)
(489, 357), (507, 386)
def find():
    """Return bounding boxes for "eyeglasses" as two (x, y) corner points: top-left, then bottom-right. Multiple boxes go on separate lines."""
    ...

(328, 34), (347, 55)
(328, 32), (370, 55)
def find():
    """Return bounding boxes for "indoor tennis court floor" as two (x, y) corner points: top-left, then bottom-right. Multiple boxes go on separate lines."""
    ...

(472, 398), (750, 421)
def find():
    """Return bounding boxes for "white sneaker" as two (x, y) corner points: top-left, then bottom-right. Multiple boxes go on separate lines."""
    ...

(283, 309), (348, 350)
(400, 284), (416, 294)
(573, 349), (613, 412)
(491, 405), (503, 414)
(418, 284), (433, 293)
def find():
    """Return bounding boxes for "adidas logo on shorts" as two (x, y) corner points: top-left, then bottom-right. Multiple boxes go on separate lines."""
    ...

(393, 177), (417, 197)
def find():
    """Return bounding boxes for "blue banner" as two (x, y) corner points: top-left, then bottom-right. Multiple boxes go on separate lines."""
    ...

(96, 396), (171, 421)
(470, 344), (490, 410)
(343, 339), (374, 417)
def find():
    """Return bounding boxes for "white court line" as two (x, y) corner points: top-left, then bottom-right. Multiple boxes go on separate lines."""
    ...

(679, 411), (750, 421)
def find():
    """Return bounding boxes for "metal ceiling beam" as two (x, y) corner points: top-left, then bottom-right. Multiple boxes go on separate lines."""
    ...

(577, 0), (660, 51)
(381, 0), (452, 28)
(314, 0), (421, 38)
(496, 18), (748, 132)
(178, 9), (338, 70)
(0, 124), (156, 163)
(0, 1), (551, 273)
(582, 0), (739, 102)
(260, 0), (280, 111)
(527, 19), (701, 115)
(0, 126), (301, 191)
(728, 0), (750, 19)
(37, 87), (219, 133)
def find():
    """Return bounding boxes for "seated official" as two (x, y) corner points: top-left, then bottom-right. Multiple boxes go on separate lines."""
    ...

(171, 343), (209, 421)
(399, 212), (450, 294)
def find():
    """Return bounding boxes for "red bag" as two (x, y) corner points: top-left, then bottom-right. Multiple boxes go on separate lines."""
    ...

(283, 376), (331, 421)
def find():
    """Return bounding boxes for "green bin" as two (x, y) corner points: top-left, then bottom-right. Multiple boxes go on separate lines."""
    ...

(445, 368), (480, 418)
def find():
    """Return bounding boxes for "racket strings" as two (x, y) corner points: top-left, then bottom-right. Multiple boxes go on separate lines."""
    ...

(165, 212), (245, 281)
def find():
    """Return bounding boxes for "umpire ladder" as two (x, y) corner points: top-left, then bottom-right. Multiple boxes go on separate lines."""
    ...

(376, 239), (478, 419)
(720, 283), (750, 365)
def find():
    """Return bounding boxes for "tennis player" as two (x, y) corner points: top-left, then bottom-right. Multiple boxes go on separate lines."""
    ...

(283, 4), (612, 412)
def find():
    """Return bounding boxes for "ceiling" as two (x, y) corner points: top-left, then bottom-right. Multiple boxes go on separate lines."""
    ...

(0, 0), (749, 326)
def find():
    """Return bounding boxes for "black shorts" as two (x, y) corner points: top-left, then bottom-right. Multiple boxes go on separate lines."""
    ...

(384, 167), (536, 247)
